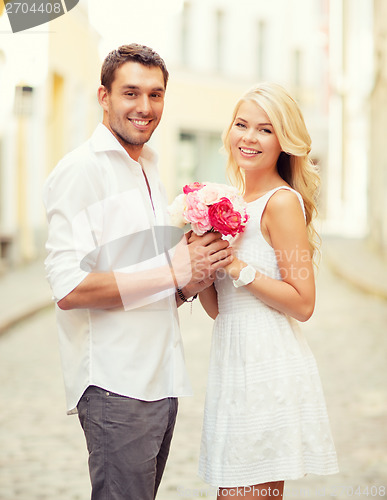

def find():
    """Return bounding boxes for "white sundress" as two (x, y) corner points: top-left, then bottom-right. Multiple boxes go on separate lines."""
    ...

(198, 186), (339, 487)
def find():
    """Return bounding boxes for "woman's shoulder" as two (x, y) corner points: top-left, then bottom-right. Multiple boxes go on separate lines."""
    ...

(265, 187), (305, 219)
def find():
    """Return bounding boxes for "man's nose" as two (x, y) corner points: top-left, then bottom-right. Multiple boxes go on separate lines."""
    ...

(137, 95), (151, 115)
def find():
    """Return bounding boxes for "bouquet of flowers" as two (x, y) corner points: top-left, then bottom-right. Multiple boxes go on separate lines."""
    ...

(168, 182), (249, 237)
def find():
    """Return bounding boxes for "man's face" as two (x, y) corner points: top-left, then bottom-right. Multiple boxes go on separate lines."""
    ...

(99, 61), (165, 160)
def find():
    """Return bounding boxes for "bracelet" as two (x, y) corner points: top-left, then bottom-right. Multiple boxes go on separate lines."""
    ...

(177, 288), (198, 303)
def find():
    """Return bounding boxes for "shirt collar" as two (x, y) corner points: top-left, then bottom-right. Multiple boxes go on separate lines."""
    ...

(90, 123), (158, 167)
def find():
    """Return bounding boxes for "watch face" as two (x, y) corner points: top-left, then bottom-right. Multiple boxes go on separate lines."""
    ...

(234, 265), (255, 287)
(241, 265), (255, 283)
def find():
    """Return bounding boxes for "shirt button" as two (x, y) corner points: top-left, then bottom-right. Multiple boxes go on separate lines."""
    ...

(106, 391), (110, 396)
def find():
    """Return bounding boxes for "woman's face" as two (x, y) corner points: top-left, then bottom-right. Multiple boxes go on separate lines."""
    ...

(229, 100), (282, 174)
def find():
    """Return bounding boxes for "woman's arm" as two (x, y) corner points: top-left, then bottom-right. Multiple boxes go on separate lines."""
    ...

(224, 190), (315, 322)
(199, 283), (219, 319)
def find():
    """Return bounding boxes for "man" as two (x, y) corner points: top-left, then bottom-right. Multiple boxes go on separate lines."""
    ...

(43, 44), (232, 500)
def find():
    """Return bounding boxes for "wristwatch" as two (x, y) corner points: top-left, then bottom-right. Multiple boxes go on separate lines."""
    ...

(233, 265), (256, 288)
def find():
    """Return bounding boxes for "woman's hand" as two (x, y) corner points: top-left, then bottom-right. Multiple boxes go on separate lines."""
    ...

(221, 256), (245, 280)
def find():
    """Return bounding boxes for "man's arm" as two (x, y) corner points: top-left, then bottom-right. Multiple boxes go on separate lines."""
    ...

(57, 266), (173, 310)
(58, 231), (233, 310)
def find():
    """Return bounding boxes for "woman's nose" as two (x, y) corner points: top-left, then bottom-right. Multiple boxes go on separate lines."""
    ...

(243, 128), (258, 143)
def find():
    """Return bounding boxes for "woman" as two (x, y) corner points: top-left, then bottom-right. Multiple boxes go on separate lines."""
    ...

(193, 83), (339, 498)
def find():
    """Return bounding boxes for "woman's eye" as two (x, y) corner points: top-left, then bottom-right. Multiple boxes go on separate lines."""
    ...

(261, 128), (272, 134)
(235, 122), (246, 128)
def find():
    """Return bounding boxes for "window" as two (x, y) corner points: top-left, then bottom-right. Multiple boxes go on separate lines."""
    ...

(292, 48), (302, 89)
(256, 20), (266, 78)
(215, 9), (225, 73)
(180, 2), (191, 66)
(175, 130), (227, 195)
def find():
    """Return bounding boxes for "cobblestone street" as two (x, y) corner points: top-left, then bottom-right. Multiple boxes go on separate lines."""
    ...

(0, 261), (386, 500)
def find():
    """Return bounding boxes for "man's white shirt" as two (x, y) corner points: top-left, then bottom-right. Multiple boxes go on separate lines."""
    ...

(43, 123), (192, 414)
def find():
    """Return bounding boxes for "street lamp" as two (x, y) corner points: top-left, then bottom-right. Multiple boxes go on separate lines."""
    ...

(14, 85), (34, 116)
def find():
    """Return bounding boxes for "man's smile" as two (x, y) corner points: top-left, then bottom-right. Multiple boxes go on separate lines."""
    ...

(129, 118), (153, 130)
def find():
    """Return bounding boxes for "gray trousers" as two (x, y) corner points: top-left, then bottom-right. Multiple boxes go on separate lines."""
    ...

(77, 386), (178, 500)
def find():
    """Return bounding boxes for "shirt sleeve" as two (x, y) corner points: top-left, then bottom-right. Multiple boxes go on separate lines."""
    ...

(43, 153), (102, 302)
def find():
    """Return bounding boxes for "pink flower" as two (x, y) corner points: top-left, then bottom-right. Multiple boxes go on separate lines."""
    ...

(168, 181), (249, 236)
(183, 182), (205, 195)
(184, 191), (212, 235)
(199, 184), (223, 204)
(208, 198), (249, 237)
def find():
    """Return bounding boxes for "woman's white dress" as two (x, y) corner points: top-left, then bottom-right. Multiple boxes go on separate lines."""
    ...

(198, 187), (339, 487)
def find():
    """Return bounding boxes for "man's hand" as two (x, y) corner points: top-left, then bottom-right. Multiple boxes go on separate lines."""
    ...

(170, 229), (233, 299)
(186, 230), (233, 282)
(180, 274), (216, 300)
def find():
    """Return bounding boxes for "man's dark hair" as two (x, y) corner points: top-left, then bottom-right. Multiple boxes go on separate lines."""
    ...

(101, 43), (169, 92)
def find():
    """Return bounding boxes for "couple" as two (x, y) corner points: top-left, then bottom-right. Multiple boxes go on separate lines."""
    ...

(43, 44), (338, 499)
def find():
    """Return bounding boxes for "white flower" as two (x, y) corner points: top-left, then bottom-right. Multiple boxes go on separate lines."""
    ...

(231, 194), (247, 214)
(167, 193), (187, 227)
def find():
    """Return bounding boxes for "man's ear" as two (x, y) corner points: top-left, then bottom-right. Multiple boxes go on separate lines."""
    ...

(97, 85), (109, 111)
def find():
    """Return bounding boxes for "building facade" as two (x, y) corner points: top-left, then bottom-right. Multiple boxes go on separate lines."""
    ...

(369, 0), (387, 257)
(324, 0), (374, 237)
(153, 0), (330, 205)
(1, 0), (384, 269)
(0, 0), (100, 268)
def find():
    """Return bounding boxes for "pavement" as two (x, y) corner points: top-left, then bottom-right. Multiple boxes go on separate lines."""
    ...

(0, 258), (53, 336)
(322, 236), (387, 301)
(0, 235), (386, 336)
(0, 237), (386, 500)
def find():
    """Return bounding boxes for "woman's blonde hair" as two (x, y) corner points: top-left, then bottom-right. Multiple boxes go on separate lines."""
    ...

(223, 82), (320, 258)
